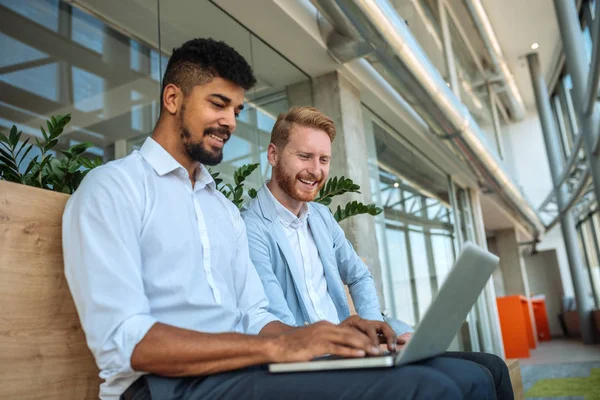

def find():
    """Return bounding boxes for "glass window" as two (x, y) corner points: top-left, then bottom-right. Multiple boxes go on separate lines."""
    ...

(583, 26), (593, 63)
(0, 0), (59, 32)
(366, 108), (459, 328)
(0, 0), (308, 180)
(563, 75), (580, 136)
(72, 6), (104, 54)
(552, 95), (571, 161)
(580, 215), (600, 307)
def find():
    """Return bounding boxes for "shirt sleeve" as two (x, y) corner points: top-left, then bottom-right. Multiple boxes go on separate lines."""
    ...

(231, 208), (280, 334)
(62, 166), (157, 377)
(324, 206), (384, 322)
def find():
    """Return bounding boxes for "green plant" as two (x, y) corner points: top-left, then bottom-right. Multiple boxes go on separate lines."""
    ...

(0, 114), (102, 194)
(211, 163), (260, 209)
(211, 165), (383, 222)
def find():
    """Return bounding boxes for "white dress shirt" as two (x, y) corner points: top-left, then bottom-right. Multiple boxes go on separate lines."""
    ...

(265, 185), (339, 324)
(62, 138), (278, 400)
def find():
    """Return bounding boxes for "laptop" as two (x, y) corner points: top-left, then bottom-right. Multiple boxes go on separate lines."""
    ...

(269, 242), (499, 373)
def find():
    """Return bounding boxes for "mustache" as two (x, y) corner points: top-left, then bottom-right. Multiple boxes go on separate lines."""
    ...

(204, 127), (231, 142)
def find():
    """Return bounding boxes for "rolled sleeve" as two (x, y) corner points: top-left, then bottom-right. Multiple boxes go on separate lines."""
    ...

(324, 206), (383, 321)
(63, 166), (156, 376)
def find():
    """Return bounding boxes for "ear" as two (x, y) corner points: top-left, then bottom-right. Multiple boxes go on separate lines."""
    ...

(267, 143), (279, 167)
(162, 83), (182, 115)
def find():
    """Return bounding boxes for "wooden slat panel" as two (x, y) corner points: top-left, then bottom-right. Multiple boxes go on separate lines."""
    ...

(507, 359), (524, 400)
(0, 181), (100, 399)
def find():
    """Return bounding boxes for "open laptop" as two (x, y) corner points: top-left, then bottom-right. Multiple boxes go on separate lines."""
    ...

(269, 242), (499, 373)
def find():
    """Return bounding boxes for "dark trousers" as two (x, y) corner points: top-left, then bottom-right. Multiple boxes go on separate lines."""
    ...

(440, 351), (513, 400)
(122, 352), (509, 400)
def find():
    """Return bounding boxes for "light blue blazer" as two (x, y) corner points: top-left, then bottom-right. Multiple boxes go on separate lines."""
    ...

(241, 185), (413, 335)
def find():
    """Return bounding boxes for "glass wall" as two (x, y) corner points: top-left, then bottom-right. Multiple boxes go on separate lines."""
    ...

(576, 211), (600, 307)
(364, 106), (494, 351)
(0, 0), (309, 192)
(390, 0), (504, 160)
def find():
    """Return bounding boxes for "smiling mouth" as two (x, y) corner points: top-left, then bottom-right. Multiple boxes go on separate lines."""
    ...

(298, 177), (318, 187)
(208, 133), (226, 143)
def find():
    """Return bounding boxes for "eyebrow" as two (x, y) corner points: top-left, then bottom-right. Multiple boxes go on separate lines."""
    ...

(209, 94), (244, 111)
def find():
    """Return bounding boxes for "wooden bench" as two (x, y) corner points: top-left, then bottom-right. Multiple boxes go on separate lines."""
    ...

(0, 181), (100, 399)
(0, 180), (526, 399)
(507, 359), (525, 400)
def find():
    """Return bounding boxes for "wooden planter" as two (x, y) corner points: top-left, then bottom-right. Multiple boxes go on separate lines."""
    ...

(0, 181), (100, 399)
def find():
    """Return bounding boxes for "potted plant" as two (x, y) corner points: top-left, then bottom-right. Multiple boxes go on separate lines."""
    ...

(0, 114), (103, 398)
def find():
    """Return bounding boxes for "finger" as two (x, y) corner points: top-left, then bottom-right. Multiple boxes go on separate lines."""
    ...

(377, 322), (397, 352)
(365, 324), (380, 348)
(326, 343), (366, 358)
(397, 333), (412, 344)
(325, 326), (379, 355)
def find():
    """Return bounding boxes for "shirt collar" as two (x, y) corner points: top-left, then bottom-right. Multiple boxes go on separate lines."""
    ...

(139, 137), (216, 191)
(264, 182), (309, 228)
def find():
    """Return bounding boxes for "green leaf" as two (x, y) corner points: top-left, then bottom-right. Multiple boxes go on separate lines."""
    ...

(0, 153), (19, 171)
(17, 143), (34, 168)
(70, 142), (92, 155)
(0, 146), (15, 163)
(43, 123), (51, 141)
(0, 130), (9, 144)
(23, 156), (39, 177)
(248, 188), (257, 199)
(314, 176), (361, 205)
(9, 125), (18, 146)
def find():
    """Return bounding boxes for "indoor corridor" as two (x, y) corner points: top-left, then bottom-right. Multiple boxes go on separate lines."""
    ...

(520, 338), (600, 399)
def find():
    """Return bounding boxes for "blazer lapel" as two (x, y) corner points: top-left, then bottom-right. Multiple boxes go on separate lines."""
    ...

(307, 210), (351, 320)
(256, 185), (311, 322)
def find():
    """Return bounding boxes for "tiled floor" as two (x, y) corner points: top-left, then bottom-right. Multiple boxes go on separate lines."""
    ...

(519, 337), (600, 366)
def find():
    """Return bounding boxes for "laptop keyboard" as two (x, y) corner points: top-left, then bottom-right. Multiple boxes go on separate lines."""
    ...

(314, 351), (398, 361)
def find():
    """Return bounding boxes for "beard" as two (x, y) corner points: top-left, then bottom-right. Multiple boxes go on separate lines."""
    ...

(274, 163), (325, 203)
(179, 106), (230, 166)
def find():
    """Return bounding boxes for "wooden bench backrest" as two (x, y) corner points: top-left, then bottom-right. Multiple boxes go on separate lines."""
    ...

(0, 181), (100, 399)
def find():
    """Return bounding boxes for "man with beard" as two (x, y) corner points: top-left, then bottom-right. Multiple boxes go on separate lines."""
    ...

(62, 39), (496, 400)
(242, 106), (514, 400)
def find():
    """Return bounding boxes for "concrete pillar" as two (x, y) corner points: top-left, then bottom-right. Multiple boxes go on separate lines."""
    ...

(496, 227), (538, 345)
(287, 71), (386, 309)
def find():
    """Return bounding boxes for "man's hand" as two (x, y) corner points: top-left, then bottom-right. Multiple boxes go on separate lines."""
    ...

(340, 315), (398, 352)
(267, 320), (381, 363)
(396, 332), (412, 350)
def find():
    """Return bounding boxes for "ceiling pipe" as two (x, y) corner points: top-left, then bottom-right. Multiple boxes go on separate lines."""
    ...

(312, 0), (544, 238)
(462, 0), (527, 121)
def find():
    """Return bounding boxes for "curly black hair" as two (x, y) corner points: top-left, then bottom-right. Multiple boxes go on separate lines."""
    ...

(160, 38), (256, 101)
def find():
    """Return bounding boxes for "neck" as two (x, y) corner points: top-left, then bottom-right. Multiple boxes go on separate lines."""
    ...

(152, 118), (200, 184)
(267, 179), (304, 217)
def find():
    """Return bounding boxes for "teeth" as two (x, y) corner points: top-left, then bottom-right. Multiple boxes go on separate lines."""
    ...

(209, 134), (224, 143)
(298, 178), (316, 185)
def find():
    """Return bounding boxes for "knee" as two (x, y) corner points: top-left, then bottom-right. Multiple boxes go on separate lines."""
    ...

(427, 376), (463, 400)
(466, 363), (496, 399)
(397, 368), (462, 400)
(478, 353), (510, 384)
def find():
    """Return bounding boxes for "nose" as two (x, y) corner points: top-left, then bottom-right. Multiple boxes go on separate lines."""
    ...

(307, 158), (321, 178)
(219, 109), (237, 132)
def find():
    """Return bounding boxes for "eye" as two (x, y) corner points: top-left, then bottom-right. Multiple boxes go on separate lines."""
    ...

(299, 154), (310, 160)
(320, 157), (330, 164)
(211, 102), (225, 109)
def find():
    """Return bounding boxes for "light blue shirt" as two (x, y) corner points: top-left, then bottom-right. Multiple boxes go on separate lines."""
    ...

(62, 138), (278, 400)
(265, 184), (339, 323)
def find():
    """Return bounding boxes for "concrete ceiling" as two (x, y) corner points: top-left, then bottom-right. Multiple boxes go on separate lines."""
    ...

(479, 0), (562, 111)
